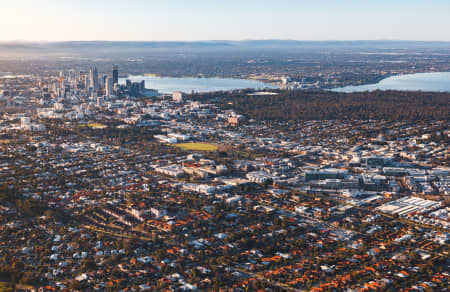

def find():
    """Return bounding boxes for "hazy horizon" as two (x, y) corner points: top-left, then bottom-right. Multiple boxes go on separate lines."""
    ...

(1, 0), (450, 42)
(2, 39), (450, 43)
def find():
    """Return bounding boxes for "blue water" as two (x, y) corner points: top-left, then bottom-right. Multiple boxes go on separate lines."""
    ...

(119, 75), (278, 94)
(333, 72), (450, 93)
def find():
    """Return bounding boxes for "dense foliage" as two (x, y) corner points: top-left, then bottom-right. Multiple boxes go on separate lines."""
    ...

(195, 90), (450, 121)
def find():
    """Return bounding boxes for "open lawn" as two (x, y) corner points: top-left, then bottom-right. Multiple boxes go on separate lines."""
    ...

(0, 282), (12, 292)
(88, 122), (107, 129)
(175, 143), (218, 151)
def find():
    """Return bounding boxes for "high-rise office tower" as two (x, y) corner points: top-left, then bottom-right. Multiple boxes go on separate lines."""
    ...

(112, 65), (118, 85)
(89, 66), (99, 90)
(105, 77), (114, 96)
(83, 73), (89, 89)
(88, 67), (93, 88)
(102, 74), (108, 88)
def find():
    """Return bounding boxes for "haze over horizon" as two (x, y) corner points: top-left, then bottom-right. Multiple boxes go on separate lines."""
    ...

(1, 0), (450, 42)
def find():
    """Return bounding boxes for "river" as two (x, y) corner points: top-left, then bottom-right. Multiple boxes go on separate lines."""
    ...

(333, 72), (450, 93)
(119, 75), (278, 94)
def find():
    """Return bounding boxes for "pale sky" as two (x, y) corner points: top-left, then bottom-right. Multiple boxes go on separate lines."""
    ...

(1, 0), (450, 41)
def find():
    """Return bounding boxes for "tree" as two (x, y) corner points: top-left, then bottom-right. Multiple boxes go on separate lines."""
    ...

(81, 259), (97, 272)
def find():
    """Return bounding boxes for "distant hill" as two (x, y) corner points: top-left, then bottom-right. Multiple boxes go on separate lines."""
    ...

(1, 40), (450, 58)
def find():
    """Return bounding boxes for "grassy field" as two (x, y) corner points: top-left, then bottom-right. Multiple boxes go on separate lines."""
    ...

(0, 282), (12, 292)
(88, 122), (107, 129)
(175, 143), (218, 151)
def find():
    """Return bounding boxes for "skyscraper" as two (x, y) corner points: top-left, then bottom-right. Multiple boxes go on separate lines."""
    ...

(105, 77), (114, 96)
(89, 66), (99, 90)
(112, 65), (118, 85)
(102, 74), (108, 89)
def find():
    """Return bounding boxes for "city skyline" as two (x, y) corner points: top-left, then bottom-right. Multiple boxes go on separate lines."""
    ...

(1, 0), (450, 42)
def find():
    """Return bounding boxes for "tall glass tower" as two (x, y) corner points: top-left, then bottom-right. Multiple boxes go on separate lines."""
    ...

(112, 65), (118, 85)
(89, 66), (99, 90)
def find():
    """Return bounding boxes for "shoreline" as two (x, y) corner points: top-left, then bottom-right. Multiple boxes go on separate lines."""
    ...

(332, 71), (450, 92)
(118, 70), (450, 93)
